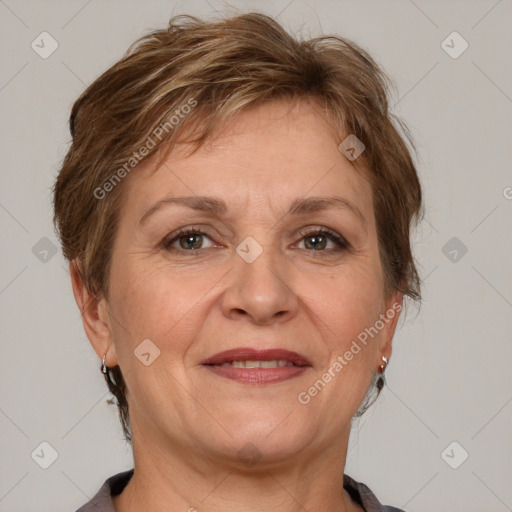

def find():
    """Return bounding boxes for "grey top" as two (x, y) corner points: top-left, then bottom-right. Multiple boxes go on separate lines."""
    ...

(75, 469), (405, 511)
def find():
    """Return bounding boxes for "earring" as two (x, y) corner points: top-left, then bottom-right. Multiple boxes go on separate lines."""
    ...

(378, 355), (388, 374)
(101, 353), (108, 374)
(376, 355), (388, 392)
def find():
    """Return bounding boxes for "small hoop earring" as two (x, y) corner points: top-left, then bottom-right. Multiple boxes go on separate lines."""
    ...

(378, 355), (388, 374)
(101, 354), (108, 374)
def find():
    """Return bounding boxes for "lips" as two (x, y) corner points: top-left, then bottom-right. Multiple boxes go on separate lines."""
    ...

(201, 348), (312, 367)
(201, 348), (312, 384)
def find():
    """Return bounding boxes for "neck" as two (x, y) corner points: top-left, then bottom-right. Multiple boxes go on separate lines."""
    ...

(113, 424), (362, 512)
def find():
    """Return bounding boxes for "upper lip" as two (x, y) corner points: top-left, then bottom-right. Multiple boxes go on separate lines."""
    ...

(201, 348), (312, 367)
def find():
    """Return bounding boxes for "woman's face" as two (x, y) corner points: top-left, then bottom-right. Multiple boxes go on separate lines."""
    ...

(96, 99), (401, 468)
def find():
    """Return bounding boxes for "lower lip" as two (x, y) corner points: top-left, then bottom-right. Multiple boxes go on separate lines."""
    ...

(203, 365), (309, 384)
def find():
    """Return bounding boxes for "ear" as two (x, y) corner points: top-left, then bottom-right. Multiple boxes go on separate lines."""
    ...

(376, 291), (404, 366)
(69, 259), (118, 368)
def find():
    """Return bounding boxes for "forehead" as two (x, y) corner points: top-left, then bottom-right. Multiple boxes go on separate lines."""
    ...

(120, 100), (374, 224)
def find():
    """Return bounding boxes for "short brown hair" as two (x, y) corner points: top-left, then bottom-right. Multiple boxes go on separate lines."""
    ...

(53, 12), (424, 443)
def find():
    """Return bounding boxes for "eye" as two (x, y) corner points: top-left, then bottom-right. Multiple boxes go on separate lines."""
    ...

(296, 227), (349, 252)
(163, 227), (216, 251)
(162, 226), (350, 254)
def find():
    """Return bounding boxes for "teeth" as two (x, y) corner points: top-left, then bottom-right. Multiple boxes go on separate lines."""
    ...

(221, 360), (295, 368)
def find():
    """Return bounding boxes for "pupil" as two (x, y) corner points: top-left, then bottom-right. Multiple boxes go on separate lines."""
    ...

(181, 234), (202, 249)
(307, 235), (326, 250)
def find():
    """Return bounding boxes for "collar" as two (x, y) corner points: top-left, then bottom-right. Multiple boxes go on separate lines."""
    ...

(75, 468), (405, 512)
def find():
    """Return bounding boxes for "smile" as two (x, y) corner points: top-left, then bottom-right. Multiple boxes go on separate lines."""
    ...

(219, 360), (296, 368)
(201, 348), (312, 384)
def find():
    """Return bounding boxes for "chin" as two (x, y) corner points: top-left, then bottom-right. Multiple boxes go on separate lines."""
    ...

(195, 409), (318, 467)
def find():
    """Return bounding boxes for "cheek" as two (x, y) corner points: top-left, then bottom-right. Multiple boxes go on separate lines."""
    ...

(303, 262), (383, 345)
(299, 262), (383, 414)
(301, 272), (380, 412)
(109, 258), (222, 353)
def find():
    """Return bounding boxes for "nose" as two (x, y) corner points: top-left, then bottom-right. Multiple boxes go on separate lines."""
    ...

(220, 241), (300, 326)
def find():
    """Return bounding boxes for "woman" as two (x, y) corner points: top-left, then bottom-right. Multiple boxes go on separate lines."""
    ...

(53, 12), (423, 512)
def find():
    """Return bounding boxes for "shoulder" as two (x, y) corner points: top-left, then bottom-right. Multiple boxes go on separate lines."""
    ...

(343, 474), (406, 512)
(74, 469), (134, 512)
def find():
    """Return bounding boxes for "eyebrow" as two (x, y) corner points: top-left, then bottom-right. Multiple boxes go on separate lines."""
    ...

(139, 195), (368, 231)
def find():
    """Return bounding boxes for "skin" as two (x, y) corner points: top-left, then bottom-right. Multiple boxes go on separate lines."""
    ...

(71, 99), (403, 512)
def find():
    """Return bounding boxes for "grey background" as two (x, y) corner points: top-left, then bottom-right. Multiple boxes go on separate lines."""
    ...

(0, 0), (511, 511)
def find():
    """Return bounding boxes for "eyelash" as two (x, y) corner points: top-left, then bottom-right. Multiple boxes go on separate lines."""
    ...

(162, 226), (350, 254)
